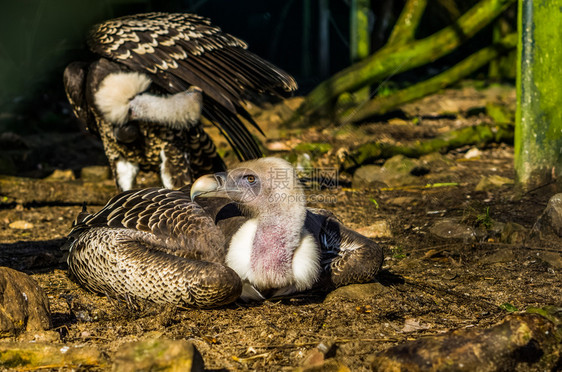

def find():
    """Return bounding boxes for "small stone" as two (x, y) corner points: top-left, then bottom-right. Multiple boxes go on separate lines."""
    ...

(478, 249), (516, 265)
(474, 175), (513, 192)
(534, 193), (562, 237)
(324, 282), (386, 303)
(419, 152), (454, 168)
(536, 252), (562, 269)
(401, 318), (430, 333)
(500, 222), (527, 244)
(352, 159), (419, 189)
(45, 169), (75, 181)
(0, 342), (106, 369)
(302, 348), (325, 368)
(0, 267), (51, 337)
(9, 220), (34, 229)
(81, 166), (111, 182)
(387, 196), (418, 206)
(356, 220), (393, 238)
(265, 141), (291, 152)
(464, 147), (482, 159)
(429, 219), (476, 241)
(112, 338), (204, 372)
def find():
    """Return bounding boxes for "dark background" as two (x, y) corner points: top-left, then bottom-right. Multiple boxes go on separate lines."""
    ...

(0, 0), (507, 135)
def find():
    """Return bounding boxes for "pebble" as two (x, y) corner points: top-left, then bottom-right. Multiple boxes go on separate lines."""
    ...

(356, 220), (393, 238)
(45, 169), (75, 181)
(9, 220), (34, 229)
(324, 282), (386, 303)
(534, 193), (562, 237)
(474, 175), (513, 192)
(429, 218), (476, 241)
(80, 166), (111, 182)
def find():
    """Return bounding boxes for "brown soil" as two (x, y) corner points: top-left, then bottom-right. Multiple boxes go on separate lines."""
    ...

(1, 84), (560, 371)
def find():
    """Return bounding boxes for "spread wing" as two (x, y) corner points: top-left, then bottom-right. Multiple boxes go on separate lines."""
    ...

(87, 12), (298, 160)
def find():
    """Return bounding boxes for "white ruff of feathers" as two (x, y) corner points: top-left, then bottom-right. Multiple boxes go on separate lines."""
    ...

(95, 72), (151, 125)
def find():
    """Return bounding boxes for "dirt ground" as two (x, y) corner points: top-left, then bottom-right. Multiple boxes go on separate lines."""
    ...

(1, 83), (561, 371)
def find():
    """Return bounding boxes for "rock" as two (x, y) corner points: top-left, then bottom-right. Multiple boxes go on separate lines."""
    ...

(534, 193), (562, 237)
(301, 341), (334, 369)
(419, 152), (453, 168)
(45, 169), (76, 181)
(0, 267), (51, 337)
(352, 155), (421, 189)
(387, 196), (418, 207)
(324, 282), (386, 303)
(464, 147), (482, 159)
(0, 342), (106, 369)
(500, 222), (527, 244)
(371, 312), (561, 372)
(112, 338), (204, 372)
(474, 175), (513, 192)
(400, 318), (430, 333)
(81, 165), (111, 182)
(383, 155), (418, 174)
(265, 141), (291, 152)
(429, 219), (476, 241)
(536, 252), (562, 270)
(8, 220), (34, 229)
(356, 220), (393, 238)
(478, 249), (517, 265)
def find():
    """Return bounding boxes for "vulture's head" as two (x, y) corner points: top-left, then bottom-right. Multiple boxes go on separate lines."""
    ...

(191, 157), (317, 295)
(191, 157), (306, 224)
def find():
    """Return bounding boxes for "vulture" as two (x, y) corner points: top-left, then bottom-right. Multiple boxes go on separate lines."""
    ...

(63, 12), (297, 191)
(65, 157), (384, 308)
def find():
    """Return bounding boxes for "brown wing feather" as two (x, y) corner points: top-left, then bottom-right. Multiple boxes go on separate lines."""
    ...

(86, 12), (297, 160)
(63, 62), (98, 134)
(73, 187), (227, 263)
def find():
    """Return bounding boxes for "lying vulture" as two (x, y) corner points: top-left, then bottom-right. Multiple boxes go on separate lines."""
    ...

(64, 12), (297, 191)
(65, 157), (384, 307)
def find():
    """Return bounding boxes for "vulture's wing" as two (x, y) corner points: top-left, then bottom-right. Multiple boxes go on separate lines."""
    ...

(73, 187), (227, 263)
(305, 210), (384, 287)
(87, 12), (297, 160)
(63, 61), (99, 135)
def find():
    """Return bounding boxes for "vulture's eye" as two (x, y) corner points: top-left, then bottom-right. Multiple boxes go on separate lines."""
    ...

(244, 174), (256, 184)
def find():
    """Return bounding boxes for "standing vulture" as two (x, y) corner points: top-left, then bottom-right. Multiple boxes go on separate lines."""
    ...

(64, 12), (297, 191)
(65, 157), (384, 307)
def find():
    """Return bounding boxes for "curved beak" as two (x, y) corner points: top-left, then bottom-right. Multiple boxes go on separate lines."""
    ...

(190, 173), (228, 200)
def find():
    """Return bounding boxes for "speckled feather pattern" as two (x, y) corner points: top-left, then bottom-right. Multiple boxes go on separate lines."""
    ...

(68, 188), (241, 307)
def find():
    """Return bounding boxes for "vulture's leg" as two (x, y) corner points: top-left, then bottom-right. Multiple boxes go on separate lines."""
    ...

(67, 227), (242, 308)
(114, 158), (139, 191)
(160, 146), (191, 189)
(322, 218), (384, 287)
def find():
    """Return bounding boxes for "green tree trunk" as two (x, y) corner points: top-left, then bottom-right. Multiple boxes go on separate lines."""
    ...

(350, 0), (371, 102)
(515, 0), (562, 190)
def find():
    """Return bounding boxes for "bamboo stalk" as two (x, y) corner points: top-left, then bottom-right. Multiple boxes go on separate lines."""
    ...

(340, 33), (517, 123)
(288, 0), (515, 126)
(387, 0), (428, 46)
